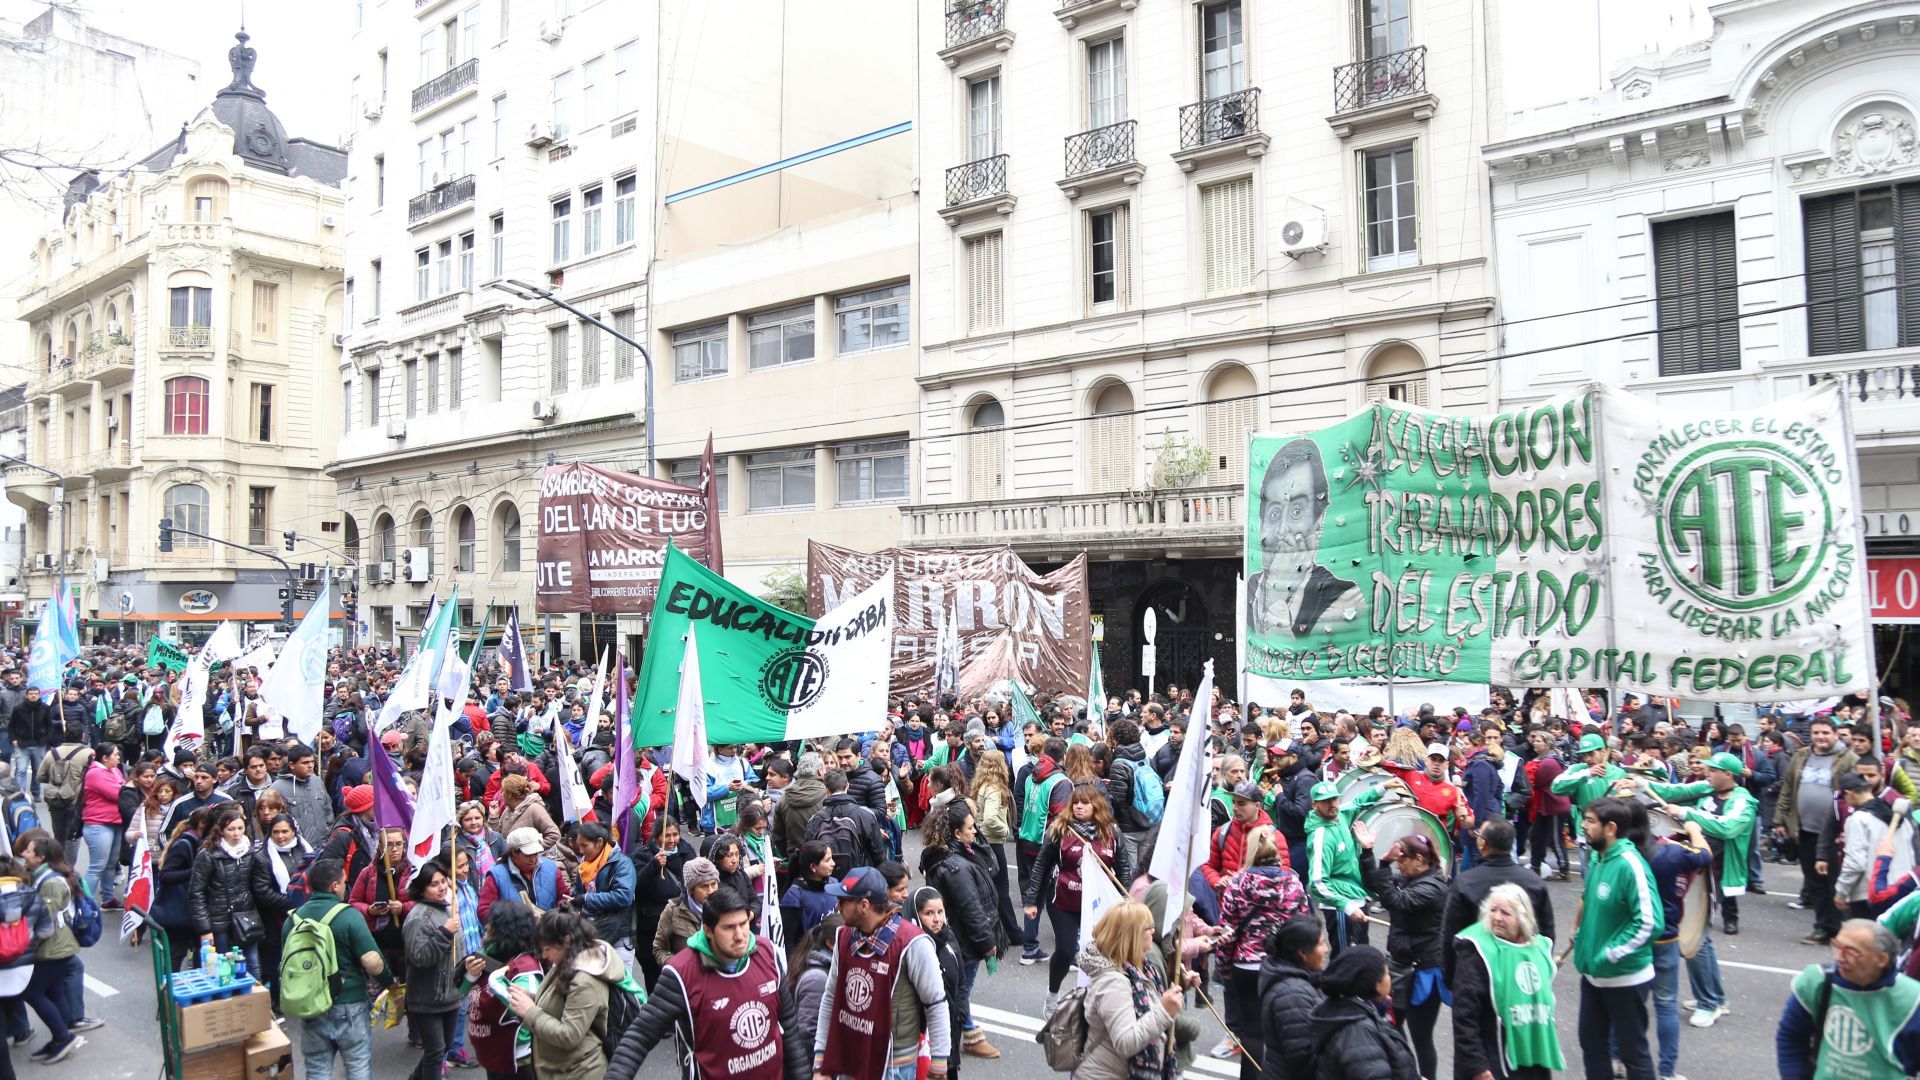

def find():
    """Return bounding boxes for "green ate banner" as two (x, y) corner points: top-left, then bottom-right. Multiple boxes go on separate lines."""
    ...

(1243, 382), (1870, 702)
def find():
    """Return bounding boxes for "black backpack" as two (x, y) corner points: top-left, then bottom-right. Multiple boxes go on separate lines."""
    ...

(809, 809), (871, 870)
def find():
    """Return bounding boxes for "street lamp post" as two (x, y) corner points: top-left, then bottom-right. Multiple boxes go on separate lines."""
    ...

(487, 278), (656, 477)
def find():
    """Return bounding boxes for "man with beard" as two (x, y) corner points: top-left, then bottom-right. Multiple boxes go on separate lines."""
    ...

(1246, 438), (1363, 638)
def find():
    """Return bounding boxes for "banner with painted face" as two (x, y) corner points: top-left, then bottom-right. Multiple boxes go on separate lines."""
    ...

(1242, 382), (1870, 702)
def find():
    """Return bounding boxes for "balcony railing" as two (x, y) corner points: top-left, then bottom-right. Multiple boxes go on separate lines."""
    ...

(408, 174), (476, 224)
(411, 58), (478, 113)
(945, 154), (1009, 207)
(1064, 120), (1136, 178)
(1178, 88), (1261, 150)
(1333, 46), (1428, 114)
(901, 484), (1243, 550)
(166, 326), (212, 350)
(945, 1), (1006, 49)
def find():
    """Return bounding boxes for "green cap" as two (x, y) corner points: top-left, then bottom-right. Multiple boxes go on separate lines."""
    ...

(1706, 751), (1746, 777)
(1310, 781), (1340, 802)
(1576, 733), (1607, 755)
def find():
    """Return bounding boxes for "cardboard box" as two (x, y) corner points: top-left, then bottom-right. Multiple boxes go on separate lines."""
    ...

(177, 985), (272, 1051)
(243, 1024), (292, 1078)
(182, 1044), (247, 1080)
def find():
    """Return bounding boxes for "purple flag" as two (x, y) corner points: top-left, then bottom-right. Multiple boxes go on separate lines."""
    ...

(369, 742), (415, 834)
(499, 605), (534, 693)
(611, 654), (639, 852)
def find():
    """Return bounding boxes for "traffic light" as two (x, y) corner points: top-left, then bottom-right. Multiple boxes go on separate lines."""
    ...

(158, 517), (173, 553)
(283, 530), (296, 552)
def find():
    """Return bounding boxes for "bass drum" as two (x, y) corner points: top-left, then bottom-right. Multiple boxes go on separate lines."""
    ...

(1356, 800), (1454, 879)
(1679, 871), (1712, 958)
(1335, 768), (1393, 810)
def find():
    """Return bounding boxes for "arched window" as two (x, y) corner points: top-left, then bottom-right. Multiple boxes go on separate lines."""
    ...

(1363, 342), (1428, 406)
(187, 176), (228, 223)
(163, 376), (210, 434)
(374, 512), (396, 563)
(453, 506), (476, 573)
(1086, 380), (1136, 491)
(495, 503), (522, 572)
(966, 397), (1005, 501)
(411, 509), (432, 551)
(163, 484), (209, 546)
(1202, 364), (1258, 483)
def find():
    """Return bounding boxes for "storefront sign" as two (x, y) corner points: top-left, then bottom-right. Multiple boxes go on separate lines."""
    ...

(1871, 556), (1920, 624)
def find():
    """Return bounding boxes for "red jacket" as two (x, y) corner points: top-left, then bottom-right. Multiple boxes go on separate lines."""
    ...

(1204, 808), (1279, 889)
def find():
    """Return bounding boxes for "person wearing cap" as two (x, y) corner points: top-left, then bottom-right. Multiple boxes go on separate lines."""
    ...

(1305, 777), (1391, 957)
(1550, 732), (1625, 820)
(1200, 779), (1278, 928)
(813, 864), (953, 1080)
(1633, 751), (1760, 938)
(478, 825), (570, 921)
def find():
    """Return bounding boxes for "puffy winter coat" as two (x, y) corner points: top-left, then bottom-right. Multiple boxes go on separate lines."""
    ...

(920, 842), (1004, 963)
(1308, 995), (1417, 1080)
(188, 842), (261, 937)
(1258, 954), (1325, 1080)
(1360, 846), (1448, 971)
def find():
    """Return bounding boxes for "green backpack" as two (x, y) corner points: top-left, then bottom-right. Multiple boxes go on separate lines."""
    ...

(279, 904), (347, 1019)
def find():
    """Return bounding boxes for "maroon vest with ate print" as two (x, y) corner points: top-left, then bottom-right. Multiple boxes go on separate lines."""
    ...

(819, 916), (923, 1079)
(664, 936), (785, 1079)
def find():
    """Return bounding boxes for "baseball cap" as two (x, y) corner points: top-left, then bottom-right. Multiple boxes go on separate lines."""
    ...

(506, 827), (546, 854)
(1706, 752), (1746, 777)
(1310, 781), (1340, 802)
(1425, 743), (1450, 760)
(1231, 780), (1264, 803)
(825, 865), (891, 906)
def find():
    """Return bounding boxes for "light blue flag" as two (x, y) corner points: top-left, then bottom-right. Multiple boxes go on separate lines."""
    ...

(27, 581), (78, 694)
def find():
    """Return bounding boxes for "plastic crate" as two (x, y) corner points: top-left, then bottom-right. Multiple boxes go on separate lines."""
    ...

(167, 968), (258, 1007)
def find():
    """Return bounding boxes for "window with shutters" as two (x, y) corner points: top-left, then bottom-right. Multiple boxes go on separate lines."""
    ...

(613, 308), (637, 380)
(1653, 211), (1740, 376)
(1086, 380), (1136, 490)
(549, 325), (569, 393)
(580, 318), (601, 386)
(966, 233), (1004, 333)
(1085, 206), (1130, 313)
(1202, 365), (1257, 483)
(1201, 178), (1255, 296)
(1804, 184), (1920, 356)
(967, 398), (1006, 501)
(1363, 145), (1417, 271)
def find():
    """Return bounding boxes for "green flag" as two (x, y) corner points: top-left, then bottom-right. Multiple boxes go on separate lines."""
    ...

(147, 636), (189, 673)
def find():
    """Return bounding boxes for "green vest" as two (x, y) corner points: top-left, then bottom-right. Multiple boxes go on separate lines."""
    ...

(1790, 964), (1920, 1080)
(1457, 924), (1567, 1072)
(1020, 773), (1066, 844)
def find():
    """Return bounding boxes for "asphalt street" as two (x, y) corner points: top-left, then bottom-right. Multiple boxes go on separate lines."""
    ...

(64, 834), (1830, 1080)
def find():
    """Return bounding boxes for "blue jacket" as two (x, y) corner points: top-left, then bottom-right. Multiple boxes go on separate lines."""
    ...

(580, 848), (637, 943)
(1458, 750), (1504, 825)
(1648, 835), (1714, 941)
(1778, 966), (1920, 1079)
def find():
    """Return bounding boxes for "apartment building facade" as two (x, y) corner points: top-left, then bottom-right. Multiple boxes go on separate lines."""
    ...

(1481, 0), (1920, 702)
(909, 0), (1498, 689)
(8, 33), (347, 642)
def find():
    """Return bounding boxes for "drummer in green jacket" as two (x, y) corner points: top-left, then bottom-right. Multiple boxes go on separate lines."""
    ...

(1551, 733), (1627, 814)
(1305, 778), (1400, 956)
(1630, 752), (1758, 935)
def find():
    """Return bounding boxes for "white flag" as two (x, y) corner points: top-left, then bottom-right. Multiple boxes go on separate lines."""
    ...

(1149, 659), (1214, 935)
(672, 625), (711, 809)
(578, 647), (609, 748)
(1077, 838), (1127, 986)
(257, 581), (332, 744)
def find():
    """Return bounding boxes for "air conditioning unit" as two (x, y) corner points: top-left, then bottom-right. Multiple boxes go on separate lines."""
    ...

(362, 101), (383, 121)
(33, 554), (54, 571)
(531, 398), (557, 421)
(106, 320), (122, 336)
(92, 557), (109, 583)
(1278, 208), (1329, 258)
(368, 561), (395, 584)
(332, 332), (347, 348)
(401, 546), (432, 582)
(322, 214), (338, 228)
(537, 18), (563, 43)
(526, 121), (556, 148)
(385, 418), (407, 439)
(105, 416), (120, 431)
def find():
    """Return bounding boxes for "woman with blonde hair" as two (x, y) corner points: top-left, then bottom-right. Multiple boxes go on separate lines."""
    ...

(1023, 780), (1132, 1012)
(1452, 883), (1564, 1080)
(1214, 825), (1311, 1078)
(1074, 900), (1189, 1080)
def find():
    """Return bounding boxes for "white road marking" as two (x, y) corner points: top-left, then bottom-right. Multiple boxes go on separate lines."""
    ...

(83, 974), (118, 998)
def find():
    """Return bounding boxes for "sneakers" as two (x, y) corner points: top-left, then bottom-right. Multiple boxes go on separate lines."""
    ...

(30, 1036), (82, 1064)
(1688, 1006), (1726, 1028)
(1020, 945), (1048, 966)
(1208, 1037), (1238, 1059)
(1787, 899), (1808, 911)
(67, 1017), (103, 1033)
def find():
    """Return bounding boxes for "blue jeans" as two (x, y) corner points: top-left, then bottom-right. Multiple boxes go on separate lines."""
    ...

(1686, 933), (1727, 1011)
(1651, 941), (1684, 1078)
(81, 824), (119, 904)
(300, 998), (374, 1080)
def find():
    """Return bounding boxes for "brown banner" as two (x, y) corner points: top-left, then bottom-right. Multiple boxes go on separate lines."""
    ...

(807, 541), (1090, 701)
(535, 462), (715, 614)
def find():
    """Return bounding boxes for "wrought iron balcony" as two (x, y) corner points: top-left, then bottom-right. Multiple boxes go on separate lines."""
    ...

(946, 1), (1006, 49)
(166, 326), (212, 350)
(946, 154), (1009, 207)
(1333, 46), (1427, 114)
(1178, 88), (1261, 150)
(411, 58), (478, 114)
(408, 174), (476, 224)
(1065, 120), (1136, 178)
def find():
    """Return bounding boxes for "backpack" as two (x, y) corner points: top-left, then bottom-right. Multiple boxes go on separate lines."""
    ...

(1126, 759), (1166, 825)
(280, 904), (349, 1019)
(1035, 982), (1092, 1071)
(69, 880), (102, 948)
(808, 809), (869, 871)
(598, 976), (645, 1062)
(41, 747), (89, 809)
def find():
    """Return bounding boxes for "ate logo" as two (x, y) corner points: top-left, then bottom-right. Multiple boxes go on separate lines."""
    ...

(759, 648), (829, 712)
(1656, 443), (1831, 612)
(844, 968), (875, 1012)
